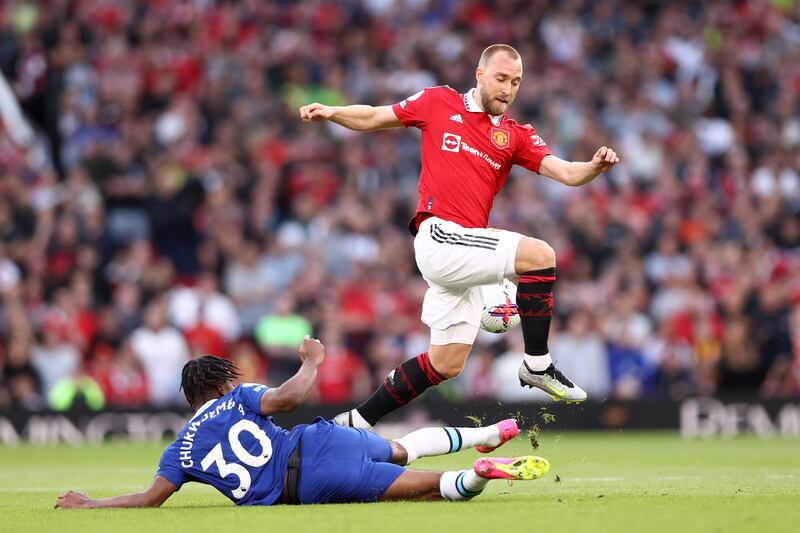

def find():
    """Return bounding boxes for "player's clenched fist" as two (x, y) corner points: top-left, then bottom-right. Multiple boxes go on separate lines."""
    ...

(299, 335), (325, 365)
(55, 490), (92, 509)
(299, 103), (333, 122)
(591, 146), (620, 173)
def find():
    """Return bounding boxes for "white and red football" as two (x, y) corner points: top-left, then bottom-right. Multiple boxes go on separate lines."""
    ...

(480, 279), (520, 333)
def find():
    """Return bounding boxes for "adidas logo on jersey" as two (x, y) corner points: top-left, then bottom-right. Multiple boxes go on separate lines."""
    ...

(449, 114), (463, 123)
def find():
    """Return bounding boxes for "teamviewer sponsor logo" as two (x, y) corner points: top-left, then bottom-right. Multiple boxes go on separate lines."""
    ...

(442, 133), (461, 152)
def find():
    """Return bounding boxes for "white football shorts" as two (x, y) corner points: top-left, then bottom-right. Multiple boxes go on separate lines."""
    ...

(414, 216), (524, 345)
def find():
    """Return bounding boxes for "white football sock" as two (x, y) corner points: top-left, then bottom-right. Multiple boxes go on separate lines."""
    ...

(523, 352), (552, 372)
(439, 469), (489, 501)
(395, 426), (503, 465)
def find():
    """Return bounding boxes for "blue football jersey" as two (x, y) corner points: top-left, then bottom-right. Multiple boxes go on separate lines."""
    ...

(156, 383), (304, 506)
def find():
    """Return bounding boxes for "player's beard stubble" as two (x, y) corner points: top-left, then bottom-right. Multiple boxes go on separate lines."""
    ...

(478, 85), (513, 116)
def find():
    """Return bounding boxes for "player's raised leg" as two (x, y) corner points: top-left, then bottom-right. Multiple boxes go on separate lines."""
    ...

(390, 418), (519, 465)
(334, 347), (452, 429)
(380, 455), (550, 502)
(514, 237), (587, 402)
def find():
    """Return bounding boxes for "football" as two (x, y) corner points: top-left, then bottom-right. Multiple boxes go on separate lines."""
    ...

(480, 279), (520, 333)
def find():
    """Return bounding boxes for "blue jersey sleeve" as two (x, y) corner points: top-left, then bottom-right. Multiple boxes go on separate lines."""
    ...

(156, 441), (190, 490)
(238, 383), (270, 415)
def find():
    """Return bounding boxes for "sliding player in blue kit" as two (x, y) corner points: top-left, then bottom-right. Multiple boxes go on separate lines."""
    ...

(55, 337), (549, 509)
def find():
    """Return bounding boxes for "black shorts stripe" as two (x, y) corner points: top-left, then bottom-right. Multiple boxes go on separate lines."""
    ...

(430, 234), (498, 250)
(431, 225), (499, 244)
(430, 226), (499, 250)
(435, 232), (499, 245)
(431, 224), (499, 241)
(430, 235), (497, 250)
(430, 231), (498, 250)
(431, 225), (500, 242)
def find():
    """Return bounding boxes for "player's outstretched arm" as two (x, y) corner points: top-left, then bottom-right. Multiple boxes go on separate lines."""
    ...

(538, 146), (620, 187)
(259, 336), (325, 415)
(299, 103), (402, 131)
(54, 476), (177, 509)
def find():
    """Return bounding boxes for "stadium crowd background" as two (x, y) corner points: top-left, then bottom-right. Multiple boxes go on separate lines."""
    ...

(0, 0), (799, 411)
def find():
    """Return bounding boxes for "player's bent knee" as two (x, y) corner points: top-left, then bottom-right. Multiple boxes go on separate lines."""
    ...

(436, 360), (465, 379)
(428, 345), (469, 379)
(515, 237), (556, 273)
(389, 441), (409, 466)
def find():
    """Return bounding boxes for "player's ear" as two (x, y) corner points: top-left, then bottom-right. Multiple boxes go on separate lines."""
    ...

(476, 67), (483, 83)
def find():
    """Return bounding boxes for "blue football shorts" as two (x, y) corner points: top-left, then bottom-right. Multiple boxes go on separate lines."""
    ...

(296, 417), (405, 504)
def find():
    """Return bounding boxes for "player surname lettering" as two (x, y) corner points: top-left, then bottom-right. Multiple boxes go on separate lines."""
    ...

(179, 398), (242, 468)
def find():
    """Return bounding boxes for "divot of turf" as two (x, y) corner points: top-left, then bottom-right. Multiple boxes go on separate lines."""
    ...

(465, 415), (483, 427)
(527, 424), (540, 449)
(540, 409), (556, 424)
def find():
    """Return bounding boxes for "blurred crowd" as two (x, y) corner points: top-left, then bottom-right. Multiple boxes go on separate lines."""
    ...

(0, 0), (799, 411)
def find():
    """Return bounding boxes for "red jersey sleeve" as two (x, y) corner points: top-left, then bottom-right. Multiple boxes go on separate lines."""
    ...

(514, 124), (552, 173)
(392, 88), (437, 129)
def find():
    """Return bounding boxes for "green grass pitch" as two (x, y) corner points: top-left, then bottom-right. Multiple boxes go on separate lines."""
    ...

(2, 431), (798, 533)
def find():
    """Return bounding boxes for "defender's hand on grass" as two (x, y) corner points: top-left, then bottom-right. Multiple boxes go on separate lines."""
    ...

(55, 490), (92, 509)
(298, 336), (325, 366)
(591, 146), (620, 173)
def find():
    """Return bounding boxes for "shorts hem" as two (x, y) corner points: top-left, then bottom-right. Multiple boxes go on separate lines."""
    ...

(429, 322), (479, 345)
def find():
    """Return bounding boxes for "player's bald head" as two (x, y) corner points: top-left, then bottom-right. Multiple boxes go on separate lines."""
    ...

(478, 44), (522, 71)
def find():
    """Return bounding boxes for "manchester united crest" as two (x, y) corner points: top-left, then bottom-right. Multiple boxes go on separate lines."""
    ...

(491, 127), (509, 149)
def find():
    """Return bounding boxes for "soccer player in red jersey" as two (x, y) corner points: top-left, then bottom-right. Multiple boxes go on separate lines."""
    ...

(299, 44), (619, 429)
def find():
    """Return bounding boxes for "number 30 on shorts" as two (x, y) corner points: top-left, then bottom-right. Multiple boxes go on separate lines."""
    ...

(200, 420), (273, 499)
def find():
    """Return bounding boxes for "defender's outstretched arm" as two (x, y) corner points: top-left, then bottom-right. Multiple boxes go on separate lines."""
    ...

(259, 337), (326, 415)
(299, 103), (402, 131)
(55, 475), (177, 509)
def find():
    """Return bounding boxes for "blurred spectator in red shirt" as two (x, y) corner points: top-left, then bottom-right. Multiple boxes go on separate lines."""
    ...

(91, 339), (148, 407)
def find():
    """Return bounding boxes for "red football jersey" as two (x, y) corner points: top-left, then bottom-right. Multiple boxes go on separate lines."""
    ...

(392, 86), (551, 232)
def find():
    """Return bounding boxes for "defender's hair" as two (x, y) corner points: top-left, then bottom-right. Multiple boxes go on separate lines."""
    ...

(180, 355), (242, 409)
(478, 44), (521, 69)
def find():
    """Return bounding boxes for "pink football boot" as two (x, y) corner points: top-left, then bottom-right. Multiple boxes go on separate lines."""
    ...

(473, 456), (550, 480)
(475, 418), (519, 453)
